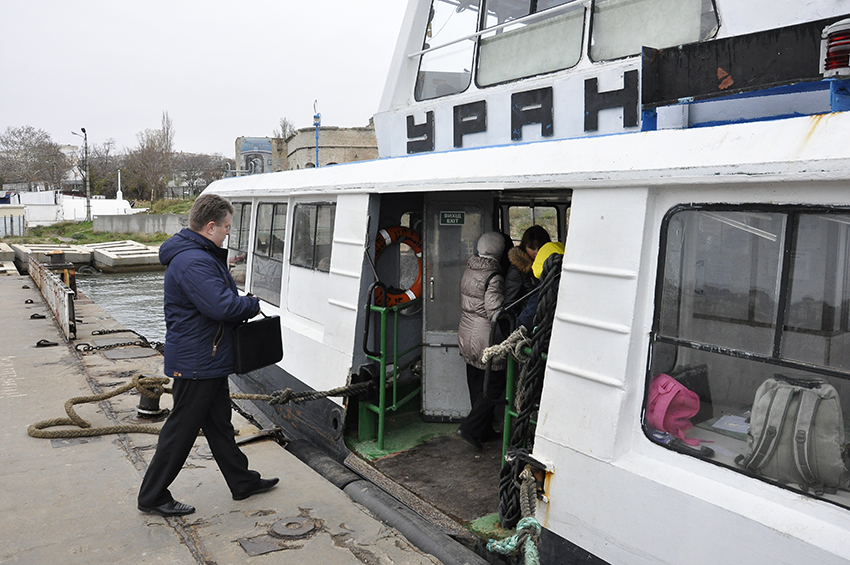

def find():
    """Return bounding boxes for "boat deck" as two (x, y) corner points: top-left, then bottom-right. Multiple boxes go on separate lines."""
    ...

(345, 404), (511, 539)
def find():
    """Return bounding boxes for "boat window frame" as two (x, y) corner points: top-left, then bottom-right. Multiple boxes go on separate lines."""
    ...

(413, 0), (480, 102)
(250, 201), (287, 306)
(646, 202), (850, 510)
(289, 202), (336, 273)
(503, 203), (562, 245)
(651, 203), (850, 380)
(226, 201), (253, 291)
(588, 0), (719, 63)
(475, 0), (586, 88)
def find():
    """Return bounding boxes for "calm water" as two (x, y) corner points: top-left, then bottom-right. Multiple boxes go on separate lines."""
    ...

(75, 271), (166, 343)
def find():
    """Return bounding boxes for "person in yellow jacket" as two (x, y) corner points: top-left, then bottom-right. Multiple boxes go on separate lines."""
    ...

(516, 241), (565, 330)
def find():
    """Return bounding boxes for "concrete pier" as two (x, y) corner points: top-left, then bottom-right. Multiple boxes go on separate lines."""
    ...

(8, 241), (162, 274)
(81, 241), (161, 273)
(0, 274), (453, 565)
(10, 243), (92, 273)
(0, 243), (15, 275)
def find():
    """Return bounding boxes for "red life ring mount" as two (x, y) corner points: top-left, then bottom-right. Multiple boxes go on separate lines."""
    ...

(374, 226), (422, 306)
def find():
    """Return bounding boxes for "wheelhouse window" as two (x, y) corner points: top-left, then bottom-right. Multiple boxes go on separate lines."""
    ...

(415, 0), (478, 101)
(647, 206), (850, 509)
(590, 0), (718, 61)
(251, 202), (286, 306)
(477, 0), (584, 87)
(227, 202), (252, 290)
(290, 203), (335, 272)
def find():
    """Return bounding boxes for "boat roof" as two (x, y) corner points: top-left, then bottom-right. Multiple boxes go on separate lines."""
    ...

(206, 110), (850, 198)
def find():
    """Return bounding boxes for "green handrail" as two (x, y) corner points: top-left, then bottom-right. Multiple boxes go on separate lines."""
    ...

(360, 298), (422, 450)
(502, 348), (543, 462)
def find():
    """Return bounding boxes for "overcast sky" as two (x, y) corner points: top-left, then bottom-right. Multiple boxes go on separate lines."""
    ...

(0, 1), (408, 157)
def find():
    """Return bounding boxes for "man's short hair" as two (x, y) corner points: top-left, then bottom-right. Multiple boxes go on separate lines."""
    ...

(189, 194), (234, 232)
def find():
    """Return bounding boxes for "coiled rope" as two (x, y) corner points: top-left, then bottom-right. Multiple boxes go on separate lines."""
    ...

(487, 466), (542, 565)
(497, 253), (562, 530)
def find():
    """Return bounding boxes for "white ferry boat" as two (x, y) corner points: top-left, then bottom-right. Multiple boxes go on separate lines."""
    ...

(206, 1), (850, 562)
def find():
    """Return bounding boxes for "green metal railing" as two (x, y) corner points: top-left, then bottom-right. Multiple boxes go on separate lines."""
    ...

(359, 297), (422, 450)
(501, 349), (544, 462)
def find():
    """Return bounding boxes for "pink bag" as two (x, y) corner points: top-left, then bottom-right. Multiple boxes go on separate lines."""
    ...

(647, 373), (700, 446)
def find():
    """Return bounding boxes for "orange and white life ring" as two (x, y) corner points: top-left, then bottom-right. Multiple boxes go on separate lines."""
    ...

(374, 226), (422, 306)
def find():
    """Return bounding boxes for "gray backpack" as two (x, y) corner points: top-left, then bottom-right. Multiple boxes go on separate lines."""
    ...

(737, 375), (850, 494)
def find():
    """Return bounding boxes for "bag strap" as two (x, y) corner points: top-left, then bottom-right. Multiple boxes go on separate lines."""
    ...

(742, 385), (796, 472)
(793, 391), (821, 490)
(648, 376), (678, 432)
(483, 271), (499, 293)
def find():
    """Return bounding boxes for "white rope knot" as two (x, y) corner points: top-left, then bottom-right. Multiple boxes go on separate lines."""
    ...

(481, 326), (531, 364)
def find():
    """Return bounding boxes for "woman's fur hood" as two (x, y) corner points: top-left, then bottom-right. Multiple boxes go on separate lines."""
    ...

(508, 247), (534, 274)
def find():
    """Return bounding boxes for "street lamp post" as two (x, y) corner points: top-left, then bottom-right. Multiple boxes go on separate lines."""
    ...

(71, 128), (91, 221)
(313, 100), (321, 168)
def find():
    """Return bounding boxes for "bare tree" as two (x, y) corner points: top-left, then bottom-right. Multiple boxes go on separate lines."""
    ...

(0, 126), (70, 190)
(88, 139), (122, 198)
(175, 153), (232, 197)
(203, 155), (232, 187)
(126, 112), (175, 201)
(161, 111), (175, 154)
(273, 117), (296, 139)
(176, 152), (224, 197)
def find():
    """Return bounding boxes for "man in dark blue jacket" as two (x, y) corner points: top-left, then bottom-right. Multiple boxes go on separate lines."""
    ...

(138, 193), (278, 517)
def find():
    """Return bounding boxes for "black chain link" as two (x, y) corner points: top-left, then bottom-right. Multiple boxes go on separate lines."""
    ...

(76, 328), (164, 354)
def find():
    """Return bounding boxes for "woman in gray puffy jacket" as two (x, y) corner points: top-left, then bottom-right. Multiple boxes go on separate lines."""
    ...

(457, 232), (506, 449)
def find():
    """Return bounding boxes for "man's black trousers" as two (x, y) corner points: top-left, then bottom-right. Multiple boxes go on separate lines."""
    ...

(138, 376), (260, 507)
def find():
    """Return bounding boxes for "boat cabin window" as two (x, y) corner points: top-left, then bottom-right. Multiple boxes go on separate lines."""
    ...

(477, 0), (584, 87)
(227, 201), (252, 290)
(589, 0), (718, 61)
(415, 0), (477, 101)
(647, 206), (850, 510)
(290, 203), (336, 273)
(251, 202), (287, 306)
(506, 204), (560, 244)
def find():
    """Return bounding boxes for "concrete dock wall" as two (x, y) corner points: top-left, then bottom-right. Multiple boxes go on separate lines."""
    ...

(94, 214), (187, 235)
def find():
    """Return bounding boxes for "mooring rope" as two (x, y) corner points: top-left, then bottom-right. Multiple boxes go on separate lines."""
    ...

(481, 325), (531, 365)
(498, 253), (562, 530)
(27, 374), (171, 438)
(231, 381), (371, 405)
(487, 466), (542, 565)
(28, 373), (372, 439)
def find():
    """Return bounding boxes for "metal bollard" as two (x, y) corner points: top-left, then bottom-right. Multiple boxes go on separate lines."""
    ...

(136, 386), (165, 418)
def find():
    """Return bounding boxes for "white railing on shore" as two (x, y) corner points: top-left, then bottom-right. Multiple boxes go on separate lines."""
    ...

(28, 256), (76, 341)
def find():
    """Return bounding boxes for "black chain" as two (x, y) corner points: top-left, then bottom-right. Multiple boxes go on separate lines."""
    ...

(76, 328), (164, 354)
(76, 340), (152, 352)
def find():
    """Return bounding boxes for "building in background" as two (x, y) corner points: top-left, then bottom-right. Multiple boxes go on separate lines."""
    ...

(233, 119), (378, 176)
